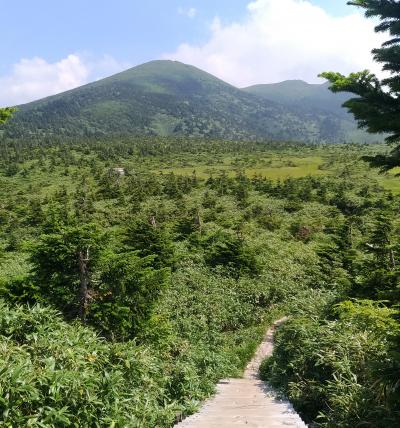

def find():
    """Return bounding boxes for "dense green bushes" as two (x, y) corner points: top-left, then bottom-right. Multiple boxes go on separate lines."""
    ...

(262, 301), (400, 427)
(1, 137), (399, 426)
(259, 174), (400, 427)
(0, 301), (187, 427)
(260, 199), (400, 426)
(0, 253), (311, 427)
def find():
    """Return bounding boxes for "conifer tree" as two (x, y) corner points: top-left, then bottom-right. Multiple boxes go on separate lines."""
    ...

(320, 1), (400, 170)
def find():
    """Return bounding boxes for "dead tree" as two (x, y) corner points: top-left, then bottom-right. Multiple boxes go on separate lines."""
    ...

(149, 215), (157, 228)
(195, 211), (202, 233)
(78, 247), (90, 323)
(389, 247), (396, 270)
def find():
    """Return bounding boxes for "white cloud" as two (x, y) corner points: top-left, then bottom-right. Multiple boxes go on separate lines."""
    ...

(178, 7), (197, 18)
(165, 0), (387, 86)
(0, 54), (129, 107)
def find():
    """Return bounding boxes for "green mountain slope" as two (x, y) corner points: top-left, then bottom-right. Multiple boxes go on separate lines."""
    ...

(243, 80), (381, 143)
(243, 80), (353, 118)
(3, 61), (379, 143)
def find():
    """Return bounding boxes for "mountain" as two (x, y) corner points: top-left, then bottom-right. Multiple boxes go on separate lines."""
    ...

(3, 60), (378, 143)
(243, 80), (349, 115)
(243, 80), (380, 143)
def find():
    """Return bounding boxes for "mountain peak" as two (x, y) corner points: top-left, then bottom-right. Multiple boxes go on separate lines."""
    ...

(4, 60), (377, 143)
(107, 60), (225, 82)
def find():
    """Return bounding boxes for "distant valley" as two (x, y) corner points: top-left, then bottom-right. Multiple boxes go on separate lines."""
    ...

(3, 60), (380, 143)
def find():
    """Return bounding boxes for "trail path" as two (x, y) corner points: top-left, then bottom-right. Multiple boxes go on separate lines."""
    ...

(174, 318), (307, 428)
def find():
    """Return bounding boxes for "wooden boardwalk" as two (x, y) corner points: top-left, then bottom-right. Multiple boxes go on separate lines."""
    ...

(174, 319), (307, 428)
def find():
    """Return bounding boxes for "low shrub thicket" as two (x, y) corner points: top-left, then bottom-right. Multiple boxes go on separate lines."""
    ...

(262, 300), (400, 427)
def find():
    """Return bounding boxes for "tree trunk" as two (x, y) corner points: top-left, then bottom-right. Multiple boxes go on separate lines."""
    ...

(149, 215), (157, 228)
(389, 247), (396, 270)
(78, 248), (90, 323)
(195, 211), (202, 233)
(349, 222), (354, 248)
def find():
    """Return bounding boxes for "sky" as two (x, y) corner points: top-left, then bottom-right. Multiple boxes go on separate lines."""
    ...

(0, 0), (386, 106)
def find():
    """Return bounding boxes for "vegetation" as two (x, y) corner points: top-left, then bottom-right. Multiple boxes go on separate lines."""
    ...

(251, 3), (400, 425)
(256, 155), (400, 426)
(3, 60), (378, 143)
(2, 3), (399, 425)
(321, 0), (400, 169)
(0, 135), (399, 426)
(0, 107), (16, 124)
(262, 301), (400, 427)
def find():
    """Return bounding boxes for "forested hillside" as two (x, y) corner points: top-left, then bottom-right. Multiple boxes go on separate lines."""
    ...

(244, 80), (348, 116)
(2, 61), (378, 143)
(0, 136), (399, 426)
(243, 81), (377, 143)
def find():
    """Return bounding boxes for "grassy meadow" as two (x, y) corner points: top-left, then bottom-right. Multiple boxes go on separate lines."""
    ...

(150, 144), (400, 193)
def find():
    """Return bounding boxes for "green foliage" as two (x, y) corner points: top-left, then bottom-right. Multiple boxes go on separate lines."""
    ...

(263, 301), (400, 427)
(94, 252), (169, 340)
(202, 231), (260, 277)
(259, 183), (400, 427)
(320, 1), (400, 169)
(30, 224), (105, 316)
(0, 300), (189, 427)
(0, 136), (400, 426)
(0, 107), (16, 124)
(124, 220), (175, 269)
(27, 223), (169, 340)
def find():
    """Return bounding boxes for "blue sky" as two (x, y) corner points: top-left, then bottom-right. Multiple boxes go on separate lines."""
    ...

(0, 0), (383, 106)
(1, 0), (353, 72)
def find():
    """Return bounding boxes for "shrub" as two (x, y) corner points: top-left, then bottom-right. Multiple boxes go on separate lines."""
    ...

(262, 301), (400, 427)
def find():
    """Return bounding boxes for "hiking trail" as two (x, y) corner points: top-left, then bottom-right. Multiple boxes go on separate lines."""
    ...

(174, 318), (307, 428)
